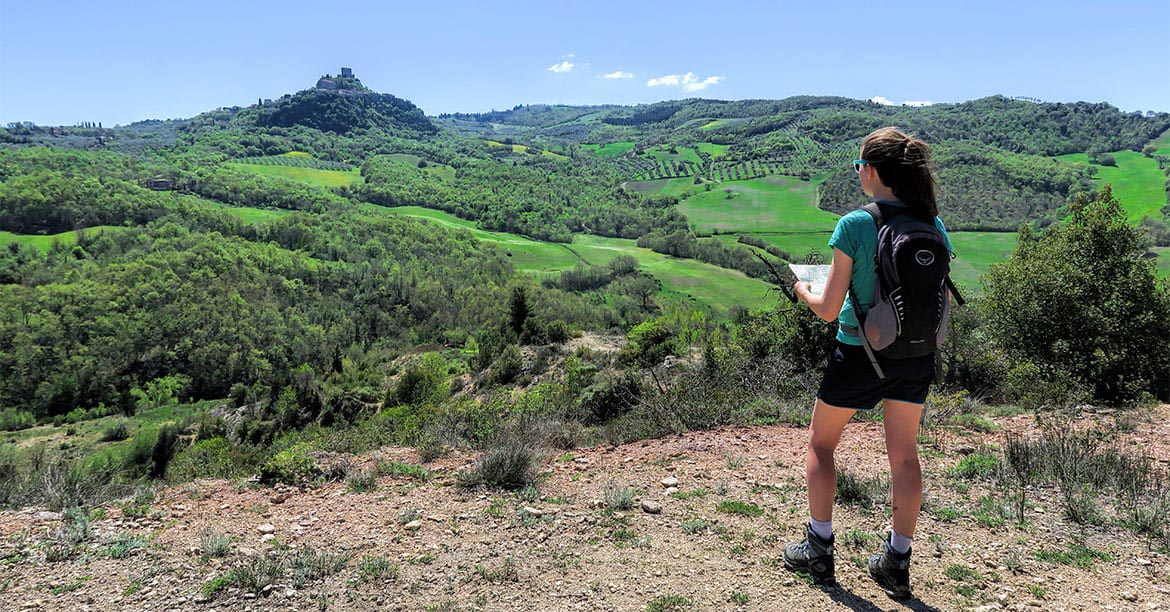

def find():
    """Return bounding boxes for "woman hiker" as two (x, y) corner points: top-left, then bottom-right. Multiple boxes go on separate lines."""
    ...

(782, 126), (953, 600)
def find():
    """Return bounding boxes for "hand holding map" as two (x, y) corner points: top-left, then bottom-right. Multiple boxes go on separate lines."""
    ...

(788, 264), (831, 297)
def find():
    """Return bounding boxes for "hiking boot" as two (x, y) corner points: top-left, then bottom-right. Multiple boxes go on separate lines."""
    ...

(783, 523), (835, 585)
(868, 535), (912, 599)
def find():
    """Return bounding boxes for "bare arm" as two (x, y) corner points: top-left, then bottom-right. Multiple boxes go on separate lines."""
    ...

(793, 247), (852, 322)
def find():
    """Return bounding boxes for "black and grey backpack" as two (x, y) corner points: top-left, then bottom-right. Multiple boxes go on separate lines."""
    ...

(850, 202), (964, 378)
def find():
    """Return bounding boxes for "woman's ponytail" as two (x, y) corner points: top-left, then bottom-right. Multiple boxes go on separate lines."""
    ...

(861, 127), (937, 219)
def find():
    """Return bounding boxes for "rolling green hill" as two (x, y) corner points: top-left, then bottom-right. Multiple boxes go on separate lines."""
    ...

(1055, 150), (1168, 222)
(376, 205), (773, 310)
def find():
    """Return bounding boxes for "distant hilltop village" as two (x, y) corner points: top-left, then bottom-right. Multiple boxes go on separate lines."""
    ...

(313, 67), (370, 95)
(257, 67), (370, 106)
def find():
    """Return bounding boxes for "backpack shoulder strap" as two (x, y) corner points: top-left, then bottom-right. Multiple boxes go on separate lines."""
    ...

(860, 202), (884, 228)
(945, 275), (966, 306)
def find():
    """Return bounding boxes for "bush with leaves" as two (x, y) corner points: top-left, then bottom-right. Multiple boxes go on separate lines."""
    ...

(984, 186), (1170, 404)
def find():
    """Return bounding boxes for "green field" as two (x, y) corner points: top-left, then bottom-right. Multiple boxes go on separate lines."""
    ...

(581, 141), (636, 158)
(364, 204), (581, 273)
(622, 177), (704, 198)
(1153, 247), (1170, 277)
(1152, 129), (1170, 155)
(679, 176), (834, 233)
(0, 226), (125, 251)
(1055, 151), (1167, 222)
(226, 162), (363, 188)
(699, 119), (741, 131)
(386, 153), (456, 181)
(643, 145), (703, 165)
(695, 142), (731, 160)
(202, 201), (296, 224)
(485, 140), (568, 159)
(370, 205), (772, 310)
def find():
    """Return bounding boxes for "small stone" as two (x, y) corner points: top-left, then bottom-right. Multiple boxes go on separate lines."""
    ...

(270, 494), (288, 505)
(574, 457), (590, 464)
(1122, 591), (1138, 602)
(257, 524), (275, 534)
(661, 477), (679, 488)
(641, 501), (662, 514)
(664, 487), (679, 495)
(1136, 558), (1152, 566)
(956, 445), (976, 455)
(260, 534), (275, 543)
(522, 507), (543, 517)
(404, 520), (422, 531)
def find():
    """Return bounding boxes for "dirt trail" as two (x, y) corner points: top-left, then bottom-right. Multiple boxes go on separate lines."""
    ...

(2, 407), (1169, 611)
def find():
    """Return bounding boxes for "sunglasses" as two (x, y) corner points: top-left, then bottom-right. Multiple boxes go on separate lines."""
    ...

(853, 159), (869, 173)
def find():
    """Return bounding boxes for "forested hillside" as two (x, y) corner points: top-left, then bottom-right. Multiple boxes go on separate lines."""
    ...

(2, 73), (1169, 524)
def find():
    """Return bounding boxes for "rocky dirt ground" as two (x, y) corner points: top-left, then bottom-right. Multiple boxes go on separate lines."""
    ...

(2, 405), (1170, 611)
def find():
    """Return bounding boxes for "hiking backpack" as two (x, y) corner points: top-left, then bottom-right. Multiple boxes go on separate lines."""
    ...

(850, 202), (964, 378)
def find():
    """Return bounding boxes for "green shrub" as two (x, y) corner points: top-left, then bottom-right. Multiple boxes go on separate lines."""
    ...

(0, 408), (35, 431)
(150, 423), (180, 478)
(168, 437), (257, 481)
(603, 482), (636, 511)
(199, 528), (232, 558)
(949, 452), (1000, 480)
(387, 353), (449, 408)
(457, 440), (538, 490)
(490, 345), (524, 386)
(716, 500), (764, 516)
(260, 443), (320, 485)
(836, 469), (887, 509)
(984, 187), (1170, 404)
(346, 467), (377, 492)
(104, 533), (146, 559)
(100, 419), (130, 442)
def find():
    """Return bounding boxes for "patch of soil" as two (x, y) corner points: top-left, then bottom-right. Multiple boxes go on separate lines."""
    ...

(2, 406), (1169, 611)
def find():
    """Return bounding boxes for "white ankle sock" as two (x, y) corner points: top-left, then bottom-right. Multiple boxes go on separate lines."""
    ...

(890, 530), (913, 554)
(810, 518), (832, 540)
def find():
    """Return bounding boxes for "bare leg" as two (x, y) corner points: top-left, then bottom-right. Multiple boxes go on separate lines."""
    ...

(882, 399), (924, 537)
(806, 399), (857, 522)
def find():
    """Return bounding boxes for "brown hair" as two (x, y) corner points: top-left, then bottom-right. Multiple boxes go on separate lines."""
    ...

(861, 127), (937, 218)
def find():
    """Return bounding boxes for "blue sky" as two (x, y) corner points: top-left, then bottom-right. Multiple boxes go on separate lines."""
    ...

(1, 0), (1168, 126)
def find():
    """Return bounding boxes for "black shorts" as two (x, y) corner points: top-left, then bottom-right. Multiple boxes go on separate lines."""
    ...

(817, 341), (935, 411)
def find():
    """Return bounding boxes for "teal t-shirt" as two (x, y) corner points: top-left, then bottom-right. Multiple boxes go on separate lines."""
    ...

(828, 201), (953, 346)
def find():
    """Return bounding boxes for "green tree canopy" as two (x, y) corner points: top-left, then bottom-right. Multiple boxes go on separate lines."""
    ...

(983, 186), (1170, 404)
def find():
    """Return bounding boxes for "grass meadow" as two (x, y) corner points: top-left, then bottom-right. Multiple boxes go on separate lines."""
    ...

(581, 142), (636, 158)
(679, 176), (834, 233)
(384, 153), (456, 181)
(1055, 151), (1167, 222)
(694, 142), (731, 160)
(485, 140), (568, 160)
(373, 205), (773, 310)
(623, 177), (704, 198)
(225, 163), (363, 189)
(643, 145), (703, 165)
(0, 226), (125, 251)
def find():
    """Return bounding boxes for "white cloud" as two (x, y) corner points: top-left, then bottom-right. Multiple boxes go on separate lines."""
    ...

(647, 72), (724, 92)
(871, 96), (935, 107)
(647, 74), (682, 87)
(682, 73), (723, 92)
(548, 61), (575, 73)
(602, 71), (633, 79)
